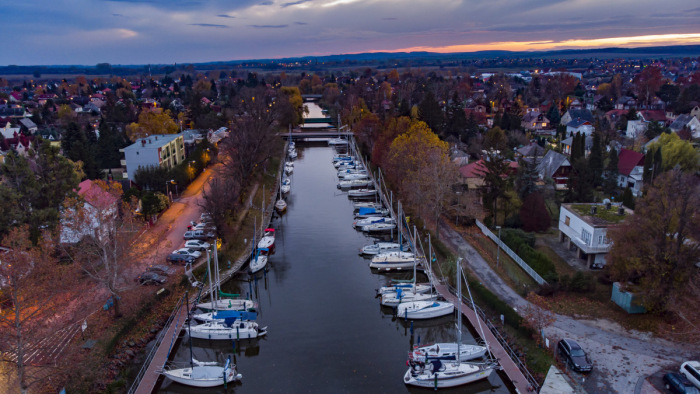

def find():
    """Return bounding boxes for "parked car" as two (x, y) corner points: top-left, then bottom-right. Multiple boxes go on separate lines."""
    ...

(192, 223), (215, 231)
(665, 372), (700, 394)
(200, 213), (213, 222)
(136, 272), (167, 285)
(146, 264), (176, 276)
(183, 230), (215, 240)
(185, 240), (210, 251)
(173, 248), (202, 259)
(557, 338), (593, 373)
(166, 253), (195, 264)
(681, 361), (700, 389)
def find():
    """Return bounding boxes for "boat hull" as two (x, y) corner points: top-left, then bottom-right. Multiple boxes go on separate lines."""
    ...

(249, 256), (268, 274)
(380, 292), (439, 307)
(396, 301), (454, 320)
(403, 363), (493, 388)
(196, 299), (257, 312)
(377, 283), (432, 295)
(164, 366), (239, 388)
(411, 343), (489, 362)
(188, 322), (267, 340)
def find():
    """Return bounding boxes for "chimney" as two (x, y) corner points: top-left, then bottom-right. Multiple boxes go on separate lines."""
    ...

(590, 206), (597, 215)
(618, 207), (625, 216)
(141, 139), (146, 147)
(606, 202), (611, 210)
(155, 135), (158, 141)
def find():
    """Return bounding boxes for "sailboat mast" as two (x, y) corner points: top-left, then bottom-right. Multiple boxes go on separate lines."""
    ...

(206, 249), (214, 310)
(457, 257), (462, 366)
(186, 291), (194, 368)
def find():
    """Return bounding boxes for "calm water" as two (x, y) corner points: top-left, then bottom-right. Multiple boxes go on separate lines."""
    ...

(159, 144), (513, 394)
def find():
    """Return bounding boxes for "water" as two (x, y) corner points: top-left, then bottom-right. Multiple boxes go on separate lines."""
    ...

(159, 144), (513, 394)
(302, 102), (334, 129)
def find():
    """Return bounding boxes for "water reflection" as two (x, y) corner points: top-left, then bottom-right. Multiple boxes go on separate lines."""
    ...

(159, 144), (513, 393)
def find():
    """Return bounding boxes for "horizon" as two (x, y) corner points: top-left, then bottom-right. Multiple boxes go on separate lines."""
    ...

(2, 0), (699, 66)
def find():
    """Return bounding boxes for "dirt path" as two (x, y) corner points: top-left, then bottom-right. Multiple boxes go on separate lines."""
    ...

(437, 221), (696, 394)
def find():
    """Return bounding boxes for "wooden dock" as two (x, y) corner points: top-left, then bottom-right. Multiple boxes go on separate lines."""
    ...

(433, 280), (534, 393)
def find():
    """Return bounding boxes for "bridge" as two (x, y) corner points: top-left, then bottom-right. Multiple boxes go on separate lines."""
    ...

(303, 117), (335, 124)
(277, 130), (352, 140)
(301, 94), (322, 101)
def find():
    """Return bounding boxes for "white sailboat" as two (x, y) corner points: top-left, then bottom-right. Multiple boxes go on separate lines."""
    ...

(275, 176), (287, 213)
(404, 258), (495, 388)
(369, 251), (416, 270)
(162, 356), (241, 388)
(361, 222), (397, 233)
(396, 300), (454, 320)
(348, 188), (377, 198)
(249, 220), (268, 274)
(257, 228), (275, 252)
(381, 291), (439, 307)
(192, 310), (257, 324)
(377, 283), (432, 296)
(196, 248), (257, 312)
(409, 342), (488, 362)
(337, 179), (372, 189)
(360, 242), (404, 255)
(353, 216), (395, 229)
(187, 320), (267, 340)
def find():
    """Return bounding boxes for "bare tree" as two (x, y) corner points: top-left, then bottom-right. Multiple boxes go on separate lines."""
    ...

(200, 176), (241, 234)
(0, 226), (83, 393)
(61, 180), (140, 318)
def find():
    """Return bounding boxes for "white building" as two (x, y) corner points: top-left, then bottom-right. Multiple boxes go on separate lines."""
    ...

(120, 134), (185, 181)
(558, 203), (631, 268)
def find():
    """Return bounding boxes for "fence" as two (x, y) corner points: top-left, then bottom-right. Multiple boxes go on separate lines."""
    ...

(475, 220), (547, 286)
(127, 292), (188, 394)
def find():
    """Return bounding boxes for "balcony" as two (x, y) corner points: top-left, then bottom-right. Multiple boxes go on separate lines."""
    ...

(120, 159), (126, 166)
(559, 222), (612, 254)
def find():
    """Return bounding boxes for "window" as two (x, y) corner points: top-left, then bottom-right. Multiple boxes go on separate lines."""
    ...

(565, 216), (570, 226)
(598, 235), (603, 245)
(684, 364), (700, 381)
(581, 229), (592, 245)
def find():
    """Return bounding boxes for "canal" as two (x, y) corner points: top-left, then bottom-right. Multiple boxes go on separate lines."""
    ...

(159, 143), (513, 393)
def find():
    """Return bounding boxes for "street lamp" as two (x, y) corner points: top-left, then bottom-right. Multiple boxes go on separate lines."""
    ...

(495, 225), (502, 268)
(189, 161), (196, 182)
(165, 179), (177, 201)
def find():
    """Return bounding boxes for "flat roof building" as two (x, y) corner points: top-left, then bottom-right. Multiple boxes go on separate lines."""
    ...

(120, 134), (185, 181)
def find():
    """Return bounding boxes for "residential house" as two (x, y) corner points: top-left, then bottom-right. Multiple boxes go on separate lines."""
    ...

(691, 106), (700, 119)
(515, 143), (545, 161)
(458, 159), (518, 190)
(521, 112), (551, 131)
(83, 102), (102, 114)
(615, 96), (636, 110)
(637, 110), (667, 125)
(560, 109), (594, 126)
(617, 149), (645, 196)
(60, 180), (120, 244)
(18, 118), (37, 134)
(669, 114), (700, 138)
(537, 150), (571, 189)
(626, 120), (648, 139)
(558, 203), (631, 268)
(566, 118), (594, 136)
(119, 134), (185, 181)
(0, 122), (20, 139)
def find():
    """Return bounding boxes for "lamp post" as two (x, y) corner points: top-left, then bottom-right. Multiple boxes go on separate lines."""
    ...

(165, 181), (171, 202)
(495, 225), (502, 268)
(189, 161), (196, 182)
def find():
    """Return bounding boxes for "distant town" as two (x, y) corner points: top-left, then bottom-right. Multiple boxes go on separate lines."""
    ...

(0, 48), (699, 393)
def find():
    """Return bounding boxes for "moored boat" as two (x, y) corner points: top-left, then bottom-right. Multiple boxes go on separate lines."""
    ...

(360, 241), (405, 255)
(361, 222), (397, 233)
(348, 188), (377, 198)
(396, 300), (454, 320)
(257, 228), (275, 252)
(187, 320), (267, 340)
(369, 251), (417, 270)
(409, 343), (488, 362)
(337, 179), (372, 189)
(162, 358), (241, 388)
(380, 291), (439, 307)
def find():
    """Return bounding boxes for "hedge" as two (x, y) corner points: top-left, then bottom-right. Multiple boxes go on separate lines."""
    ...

(500, 228), (558, 282)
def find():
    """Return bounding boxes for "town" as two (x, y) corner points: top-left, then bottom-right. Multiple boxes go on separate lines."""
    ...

(0, 48), (699, 394)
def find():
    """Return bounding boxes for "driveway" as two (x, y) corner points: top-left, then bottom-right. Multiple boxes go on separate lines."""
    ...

(437, 221), (696, 394)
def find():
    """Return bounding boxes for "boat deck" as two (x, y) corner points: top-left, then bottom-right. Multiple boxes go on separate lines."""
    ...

(433, 281), (534, 393)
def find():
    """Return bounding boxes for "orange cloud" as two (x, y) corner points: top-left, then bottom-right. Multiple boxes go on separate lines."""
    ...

(383, 33), (700, 53)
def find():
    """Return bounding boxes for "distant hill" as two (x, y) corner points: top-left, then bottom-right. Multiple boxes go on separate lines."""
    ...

(1, 44), (699, 76)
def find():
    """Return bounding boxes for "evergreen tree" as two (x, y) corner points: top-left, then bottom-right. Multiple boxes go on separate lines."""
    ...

(621, 187), (635, 209)
(547, 105), (561, 126)
(445, 92), (467, 138)
(463, 113), (479, 143)
(570, 132), (582, 162)
(603, 148), (619, 195)
(643, 151), (654, 183)
(418, 91), (443, 135)
(588, 132), (603, 186)
(520, 192), (551, 232)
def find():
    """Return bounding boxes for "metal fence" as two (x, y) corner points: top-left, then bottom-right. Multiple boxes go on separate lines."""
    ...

(127, 292), (188, 394)
(475, 220), (547, 285)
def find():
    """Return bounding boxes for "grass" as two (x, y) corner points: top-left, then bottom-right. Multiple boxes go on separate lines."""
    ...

(569, 203), (628, 223)
(464, 230), (538, 296)
(534, 243), (578, 278)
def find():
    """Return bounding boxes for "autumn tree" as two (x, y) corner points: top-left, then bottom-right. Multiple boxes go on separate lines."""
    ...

(647, 133), (699, 172)
(126, 109), (179, 141)
(483, 126), (508, 152)
(633, 66), (664, 108)
(520, 192), (551, 232)
(521, 293), (556, 346)
(607, 169), (700, 313)
(276, 86), (304, 127)
(200, 175), (242, 234)
(0, 226), (82, 393)
(61, 180), (139, 318)
(479, 150), (510, 225)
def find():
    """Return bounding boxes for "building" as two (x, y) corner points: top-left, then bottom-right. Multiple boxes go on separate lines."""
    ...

(536, 150), (571, 189)
(60, 180), (120, 244)
(566, 118), (594, 136)
(560, 109), (594, 126)
(120, 134), (185, 181)
(669, 114), (700, 138)
(558, 203), (631, 268)
(521, 112), (550, 131)
(617, 149), (645, 196)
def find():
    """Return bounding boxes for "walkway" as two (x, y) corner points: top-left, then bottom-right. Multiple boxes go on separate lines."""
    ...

(432, 280), (534, 393)
(437, 221), (695, 394)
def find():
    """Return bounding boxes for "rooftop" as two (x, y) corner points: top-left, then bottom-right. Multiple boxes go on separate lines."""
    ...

(122, 134), (182, 152)
(563, 203), (632, 226)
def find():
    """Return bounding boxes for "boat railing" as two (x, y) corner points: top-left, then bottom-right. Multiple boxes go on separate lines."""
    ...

(444, 283), (541, 392)
(127, 291), (189, 394)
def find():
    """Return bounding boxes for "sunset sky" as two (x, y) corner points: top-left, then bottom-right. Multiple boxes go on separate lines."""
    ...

(1, 0), (699, 65)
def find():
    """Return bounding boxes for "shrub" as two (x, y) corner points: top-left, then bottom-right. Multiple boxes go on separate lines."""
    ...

(501, 228), (558, 282)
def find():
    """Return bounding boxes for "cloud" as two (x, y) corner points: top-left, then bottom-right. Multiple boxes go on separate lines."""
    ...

(294, 21), (308, 25)
(189, 23), (229, 28)
(249, 24), (289, 28)
(112, 13), (124, 17)
(217, 14), (235, 18)
(260, 1), (273, 4)
(381, 17), (397, 21)
(281, 0), (310, 8)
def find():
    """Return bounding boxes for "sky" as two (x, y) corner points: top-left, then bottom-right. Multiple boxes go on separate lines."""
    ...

(1, 0), (700, 66)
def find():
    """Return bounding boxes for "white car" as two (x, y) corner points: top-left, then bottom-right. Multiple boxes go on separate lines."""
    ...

(172, 248), (202, 259)
(200, 213), (213, 222)
(184, 240), (210, 251)
(192, 223), (216, 232)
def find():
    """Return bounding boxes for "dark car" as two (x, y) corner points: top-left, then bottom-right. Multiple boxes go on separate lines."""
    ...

(664, 372), (700, 394)
(146, 264), (176, 276)
(166, 253), (195, 264)
(557, 338), (593, 373)
(136, 272), (167, 285)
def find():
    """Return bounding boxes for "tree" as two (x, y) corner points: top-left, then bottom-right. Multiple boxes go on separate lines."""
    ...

(647, 133), (699, 172)
(200, 176), (241, 234)
(140, 191), (169, 219)
(644, 121), (666, 140)
(418, 91), (443, 136)
(607, 169), (700, 313)
(0, 226), (82, 393)
(276, 86), (304, 127)
(633, 66), (664, 107)
(520, 192), (551, 232)
(126, 109), (179, 141)
(603, 148), (619, 196)
(621, 187), (635, 209)
(97, 122), (128, 169)
(61, 123), (99, 179)
(588, 131), (603, 186)
(479, 151), (510, 225)
(521, 293), (556, 346)
(445, 92), (467, 138)
(483, 126), (508, 152)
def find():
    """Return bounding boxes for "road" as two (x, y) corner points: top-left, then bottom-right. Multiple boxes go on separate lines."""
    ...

(437, 221), (696, 394)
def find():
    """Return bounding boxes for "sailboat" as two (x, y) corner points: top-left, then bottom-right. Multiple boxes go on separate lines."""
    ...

(187, 319), (267, 340)
(160, 295), (242, 387)
(359, 241), (404, 256)
(404, 258), (495, 388)
(275, 176), (287, 213)
(369, 251), (416, 270)
(257, 228), (275, 253)
(196, 248), (257, 312)
(380, 250), (438, 306)
(192, 309), (257, 324)
(249, 219), (268, 274)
